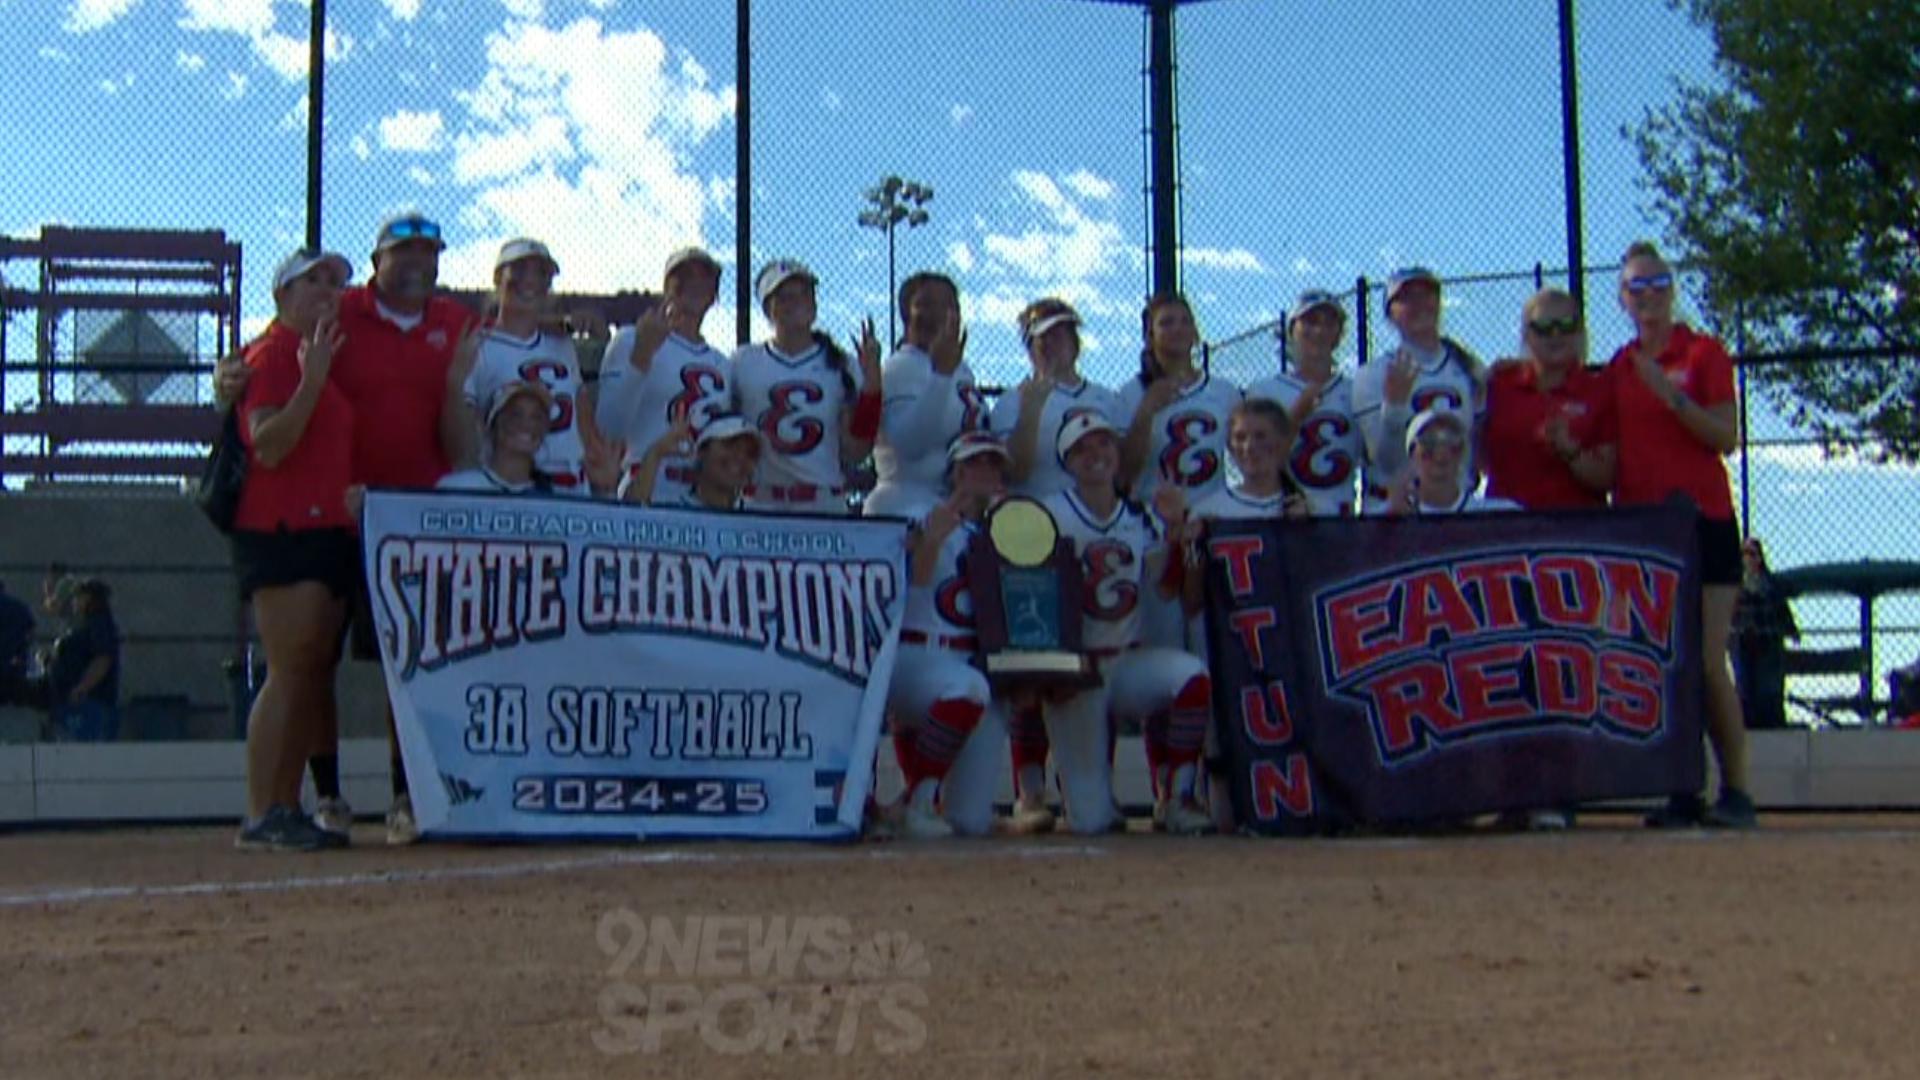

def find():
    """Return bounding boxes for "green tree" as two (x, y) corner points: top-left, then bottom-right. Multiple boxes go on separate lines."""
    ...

(1630, 0), (1918, 459)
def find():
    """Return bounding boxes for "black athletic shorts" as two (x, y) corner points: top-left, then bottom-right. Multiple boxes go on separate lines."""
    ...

(231, 528), (359, 603)
(1697, 515), (1743, 587)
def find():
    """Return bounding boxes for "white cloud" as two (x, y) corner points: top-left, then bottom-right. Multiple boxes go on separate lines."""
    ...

(379, 0), (422, 19)
(407, 166), (435, 187)
(947, 241), (975, 274)
(1291, 256), (1317, 275)
(432, 16), (736, 293)
(500, 0), (544, 20)
(950, 103), (974, 126)
(821, 87), (842, 112)
(1061, 169), (1114, 202)
(1183, 246), (1268, 274)
(63, 0), (138, 33)
(378, 108), (445, 152)
(350, 133), (372, 160)
(39, 45), (74, 62)
(981, 169), (1132, 290)
(223, 71), (247, 99)
(175, 51), (206, 73)
(178, 0), (350, 82)
(96, 72), (135, 95)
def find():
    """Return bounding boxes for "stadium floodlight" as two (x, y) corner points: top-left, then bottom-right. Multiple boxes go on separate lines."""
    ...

(857, 175), (935, 344)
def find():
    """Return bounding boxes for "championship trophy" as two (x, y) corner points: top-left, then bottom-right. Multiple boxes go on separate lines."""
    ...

(966, 496), (1098, 695)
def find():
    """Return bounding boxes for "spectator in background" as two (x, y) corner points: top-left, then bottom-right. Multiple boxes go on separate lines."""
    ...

(1607, 240), (1754, 828)
(0, 580), (33, 706)
(1732, 538), (1799, 730)
(50, 579), (120, 742)
(230, 248), (358, 852)
(1482, 288), (1616, 509)
(41, 562), (72, 620)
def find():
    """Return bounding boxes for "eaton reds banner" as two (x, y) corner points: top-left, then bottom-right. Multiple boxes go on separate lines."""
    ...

(1203, 504), (1707, 834)
(360, 491), (908, 840)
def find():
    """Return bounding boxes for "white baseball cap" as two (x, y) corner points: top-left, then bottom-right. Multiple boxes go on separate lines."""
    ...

(1405, 406), (1468, 453)
(694, 413), (759, 451)
(1288, 289), (1344, 325)
(1386, 266), (1441, 305)
(946, 431), (1011, 466)
(485, 380), (554, 429)
(495, 237), (558, 276)
(755, 259), (817, 308)
(664, 246), (722, 280)
(1056, 413), (1122, 460)
(271, 248), (352, 294)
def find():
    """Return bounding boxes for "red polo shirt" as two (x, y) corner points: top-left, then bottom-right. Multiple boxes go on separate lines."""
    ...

(1483, 361), (1613, 510)
(329, 285), (472, 489)
(1606, 323), (1736, 520)
(235, 323), (356, 531)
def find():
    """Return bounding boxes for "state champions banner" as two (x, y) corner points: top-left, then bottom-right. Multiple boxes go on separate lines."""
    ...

(361, 491), (908, 841)
(1203, 503), (1707, 834)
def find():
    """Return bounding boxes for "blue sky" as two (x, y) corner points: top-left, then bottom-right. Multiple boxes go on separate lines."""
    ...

(2, 0), (1915, 702)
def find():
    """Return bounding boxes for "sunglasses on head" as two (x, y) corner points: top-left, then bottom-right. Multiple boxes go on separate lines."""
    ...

(385, 218), (442, 242)
(1625, 272), (1673, 295)
(1528, 317), (1581, 337)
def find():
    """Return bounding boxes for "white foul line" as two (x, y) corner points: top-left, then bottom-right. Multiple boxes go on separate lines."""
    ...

(0, 842), (1109, 909)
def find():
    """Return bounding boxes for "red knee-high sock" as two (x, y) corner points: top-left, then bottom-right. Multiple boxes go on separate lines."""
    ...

(1007, 704), (1049, 796)
(914, 699), (985, 785)
(1142, 720), (1168, 801)
(1163, 675), (1212, 771)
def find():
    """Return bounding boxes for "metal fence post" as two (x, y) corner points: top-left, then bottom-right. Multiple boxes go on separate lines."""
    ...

(735, 0), (752, 348)
(1354, 276), (1370, 367)
(1736, 299), (1750, 535)
(1557, 0), (1585, 318)
(305, 0), (326, 251)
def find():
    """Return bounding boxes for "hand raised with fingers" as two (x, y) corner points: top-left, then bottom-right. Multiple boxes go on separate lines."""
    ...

(631, 300), (674, 373)
(1384, 351), (1418, 407)
(299, 315), (345, 384)
(853, 316), (883, 389)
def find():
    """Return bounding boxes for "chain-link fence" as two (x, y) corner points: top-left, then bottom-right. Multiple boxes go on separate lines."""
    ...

(1, 0), (1913, 729)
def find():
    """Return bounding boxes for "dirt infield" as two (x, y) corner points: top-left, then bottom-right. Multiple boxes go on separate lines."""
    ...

(4, 816), (1918, 1079)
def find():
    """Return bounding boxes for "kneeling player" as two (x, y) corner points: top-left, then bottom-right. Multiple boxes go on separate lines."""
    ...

(1043, 415), (1213, 835)
(886, 432), (1013, 838)
(624, 411), (760, 511)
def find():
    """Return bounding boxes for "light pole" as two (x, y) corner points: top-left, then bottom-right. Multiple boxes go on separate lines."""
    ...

(857, 175), (933, 345)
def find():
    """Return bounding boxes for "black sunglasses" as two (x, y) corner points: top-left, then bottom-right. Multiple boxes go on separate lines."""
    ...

(1527, 317), (1581, 337)
(1625, 272), (1673, 295)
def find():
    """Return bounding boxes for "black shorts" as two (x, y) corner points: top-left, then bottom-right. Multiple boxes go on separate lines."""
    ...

(1698, 516), (1743, 587)
(231, 528), (360, 602)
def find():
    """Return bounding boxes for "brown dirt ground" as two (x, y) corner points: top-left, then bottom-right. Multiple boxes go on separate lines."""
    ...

(2, 814), (1918, 1079)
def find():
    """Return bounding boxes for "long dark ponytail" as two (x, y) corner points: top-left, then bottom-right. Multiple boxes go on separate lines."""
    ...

(810, 330), (857, 399)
